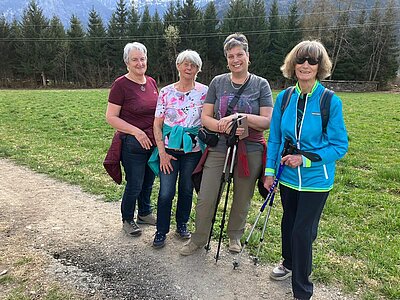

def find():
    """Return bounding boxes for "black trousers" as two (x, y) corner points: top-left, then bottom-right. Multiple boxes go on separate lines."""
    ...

(279, 184), (329, 300)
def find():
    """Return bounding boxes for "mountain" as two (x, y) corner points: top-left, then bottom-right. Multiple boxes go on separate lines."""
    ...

(0, 0), (392, 28)
(0, 0), (213, 27)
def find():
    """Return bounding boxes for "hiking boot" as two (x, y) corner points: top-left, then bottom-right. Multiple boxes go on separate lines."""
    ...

(180, 240), (201, 256)
(176, 224), (191, 239)
(137, 213), (156, 226)
(122, 220), (142, 237)
(228, 239), (241, 253)
(153, 232), (166, 249)
(270, 263), (292, 281)
(294, 297), (313, 300)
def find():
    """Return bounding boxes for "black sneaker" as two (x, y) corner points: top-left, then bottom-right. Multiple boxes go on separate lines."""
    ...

(122, 220), (142, 237)
(153, 232), (166, 248)
(176, 224), (191, 239)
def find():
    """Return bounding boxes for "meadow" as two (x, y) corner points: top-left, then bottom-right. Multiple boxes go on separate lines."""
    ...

(0, 89), (399, 300)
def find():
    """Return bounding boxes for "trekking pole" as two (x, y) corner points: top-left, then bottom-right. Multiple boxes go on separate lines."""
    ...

(232, 163), (284, 269)
(215, 141), (237, 262)
(205, 146), (231, 252)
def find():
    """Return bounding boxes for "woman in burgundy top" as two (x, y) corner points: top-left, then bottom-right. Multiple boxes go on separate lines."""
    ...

(106, 42), (159, 237)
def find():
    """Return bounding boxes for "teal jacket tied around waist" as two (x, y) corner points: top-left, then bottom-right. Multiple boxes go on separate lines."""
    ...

(148, 124), (203, 175)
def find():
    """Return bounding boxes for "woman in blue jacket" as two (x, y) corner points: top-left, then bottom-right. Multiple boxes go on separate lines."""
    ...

(264, 40), (348, 300)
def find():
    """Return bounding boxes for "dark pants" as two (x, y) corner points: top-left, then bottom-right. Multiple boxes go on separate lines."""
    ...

(280, 184), (329, 300)
(156, 149), (202, 235)
(121, 135), (155, 222)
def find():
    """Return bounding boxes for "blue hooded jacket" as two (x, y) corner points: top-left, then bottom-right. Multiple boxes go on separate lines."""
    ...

(265, 81), (348, 192)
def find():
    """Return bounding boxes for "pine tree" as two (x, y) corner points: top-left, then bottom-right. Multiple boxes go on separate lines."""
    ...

(138, 5), (152, 39)
(127, 0), (140, 38)
(147, 10), (166, 83)
(107, 0), (129, 80)
(86, 8), (107, 87)
(284, 1), (302, 57)
(0, 17), (12, 84)
(66, 15), (86, 85)
(17, 0), (51, 86)
(164, 1), (177, 29)
(247, 0), (268, 78)
(221, 0), (251, 34)
(265, 0), (285, 83)
(203, 1), (222, 83)
(176, 0), (204, 53)
(47, 16), (67, 84)
(333, 10), (369, 80)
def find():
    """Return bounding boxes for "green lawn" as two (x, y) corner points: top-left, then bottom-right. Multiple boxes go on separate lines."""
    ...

(0, 89), (399, 300)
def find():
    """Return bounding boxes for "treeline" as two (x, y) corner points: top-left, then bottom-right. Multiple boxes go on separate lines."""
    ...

(0, 0), (398, 88)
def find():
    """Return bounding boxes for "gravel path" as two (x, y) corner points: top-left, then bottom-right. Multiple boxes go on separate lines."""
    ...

(0, 159), (355, 300)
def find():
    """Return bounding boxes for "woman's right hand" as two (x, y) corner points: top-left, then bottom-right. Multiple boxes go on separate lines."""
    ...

(263, 176), (275, 192)
(159, 152), (177, 174)
(134, 129), (152, 150)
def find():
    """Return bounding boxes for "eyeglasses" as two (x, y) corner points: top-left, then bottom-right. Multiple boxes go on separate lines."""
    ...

(295, 56), (319, 65)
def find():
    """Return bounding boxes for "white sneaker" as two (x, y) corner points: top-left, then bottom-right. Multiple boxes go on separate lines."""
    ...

(270, 263), (292, 281)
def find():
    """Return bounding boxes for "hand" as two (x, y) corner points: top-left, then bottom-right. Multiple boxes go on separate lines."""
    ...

(263, 176), (275, 192)
(159, 152), (177, 174)
(281, 154), (302, 168)
(217, 115), (235, 133)
(134, 129), (152, 150)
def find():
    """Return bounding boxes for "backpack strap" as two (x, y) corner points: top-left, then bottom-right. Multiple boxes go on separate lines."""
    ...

(320, 88), (334, 133)
(281, 86), (295, 114)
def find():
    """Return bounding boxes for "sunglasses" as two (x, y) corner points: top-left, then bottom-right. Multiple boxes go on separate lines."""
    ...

(295, 56), (319, 65)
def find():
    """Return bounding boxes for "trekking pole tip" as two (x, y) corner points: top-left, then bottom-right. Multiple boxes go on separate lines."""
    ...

(233, 260), (239, 269)
(253, 257), (259, 265)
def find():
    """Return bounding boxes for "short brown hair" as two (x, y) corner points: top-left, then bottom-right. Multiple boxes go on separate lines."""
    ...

(280, 40), (332, 80)
(223, 33), (249, 57)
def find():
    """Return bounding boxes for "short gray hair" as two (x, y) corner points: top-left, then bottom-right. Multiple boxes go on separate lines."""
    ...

(176, 50), (202, 72)
(123, 42), (147, 64)
(223, 33), (249, 57)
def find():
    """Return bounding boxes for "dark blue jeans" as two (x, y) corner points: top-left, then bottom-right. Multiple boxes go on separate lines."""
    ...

(279, 184), (329, 300)
(156, 149), (202, 234)
(121, 134), (155, 222)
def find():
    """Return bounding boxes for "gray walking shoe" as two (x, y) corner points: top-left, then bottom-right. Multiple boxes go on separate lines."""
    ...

(180, 240), (202, 256)
(123, 220), (142, 237)
(270, 263), (292, 281)
(228, 239), (241, 253)
(137, 213), (156, 225)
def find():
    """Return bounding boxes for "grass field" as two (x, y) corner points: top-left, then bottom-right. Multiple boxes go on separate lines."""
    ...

(0, 89), (399, 300)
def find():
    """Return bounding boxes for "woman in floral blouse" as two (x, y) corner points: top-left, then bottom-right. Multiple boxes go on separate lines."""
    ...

(149, 50), (208, 248)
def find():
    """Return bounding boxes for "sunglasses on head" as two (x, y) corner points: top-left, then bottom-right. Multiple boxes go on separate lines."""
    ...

(295, 56), (319, 65)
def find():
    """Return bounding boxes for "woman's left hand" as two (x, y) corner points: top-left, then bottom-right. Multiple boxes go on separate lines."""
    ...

(281, 154), (302, 168)
(217, 115), (234, 133)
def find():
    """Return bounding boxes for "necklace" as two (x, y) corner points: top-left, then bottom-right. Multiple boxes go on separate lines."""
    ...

(230, 73), (249, 90)
(126, 74), (146, 92)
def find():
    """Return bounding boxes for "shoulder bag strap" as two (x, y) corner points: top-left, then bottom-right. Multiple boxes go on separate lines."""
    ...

(225, 74), (252, 117)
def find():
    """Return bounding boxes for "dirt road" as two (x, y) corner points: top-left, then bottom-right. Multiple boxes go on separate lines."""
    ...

(0, 159), (354, 300)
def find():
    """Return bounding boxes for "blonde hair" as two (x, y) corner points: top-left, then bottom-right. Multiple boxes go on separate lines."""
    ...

(280, 40), (332, 80)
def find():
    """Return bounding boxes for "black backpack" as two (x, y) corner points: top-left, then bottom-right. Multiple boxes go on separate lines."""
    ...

(281, 86), (334, 133)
